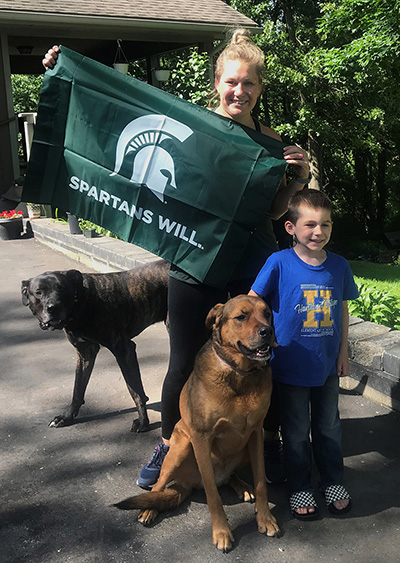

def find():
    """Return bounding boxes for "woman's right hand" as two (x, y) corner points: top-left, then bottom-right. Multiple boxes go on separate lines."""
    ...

(42, 45), (60, 70)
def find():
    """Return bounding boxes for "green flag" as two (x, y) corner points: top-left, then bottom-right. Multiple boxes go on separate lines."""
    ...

(23, 46), (287, 288)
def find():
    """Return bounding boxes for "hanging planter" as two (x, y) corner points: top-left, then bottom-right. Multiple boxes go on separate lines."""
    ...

(113, 39), (129, 74)
(154, 69), (171, 82)
(153, 55), (171, 82)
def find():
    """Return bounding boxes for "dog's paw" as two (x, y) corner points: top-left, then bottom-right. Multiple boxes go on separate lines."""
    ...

(213, 527), (235, 553)
(229, 475), (255, 503)
(138, 509), (158, 526)
(257, 513), (281, 538)
(130, 418), (149, 433)
(49, 415), (73, 428)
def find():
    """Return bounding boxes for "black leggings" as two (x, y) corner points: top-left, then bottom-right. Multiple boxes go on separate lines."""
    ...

(161, 276), (279, 439)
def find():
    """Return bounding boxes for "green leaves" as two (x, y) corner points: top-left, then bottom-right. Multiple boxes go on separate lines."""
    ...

(11, 74), (43, 113)
(349, 283), (400, 330)
(161, 48), (210, 106)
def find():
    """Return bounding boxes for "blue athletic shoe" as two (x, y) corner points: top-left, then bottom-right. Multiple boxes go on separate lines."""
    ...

(137, 442), (170, 490)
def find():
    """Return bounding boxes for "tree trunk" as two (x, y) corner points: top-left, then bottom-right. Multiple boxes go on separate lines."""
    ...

(307, 132), (323, 190)
(354, 148), (373, 234)
(375, 149), (387, 234)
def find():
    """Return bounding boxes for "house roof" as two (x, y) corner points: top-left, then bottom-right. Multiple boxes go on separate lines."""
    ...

(0, 0), (257, 28)
(0, 0), (260, 74)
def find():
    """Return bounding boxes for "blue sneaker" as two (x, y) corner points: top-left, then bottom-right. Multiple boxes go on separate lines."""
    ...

(137, 442), (170, 490)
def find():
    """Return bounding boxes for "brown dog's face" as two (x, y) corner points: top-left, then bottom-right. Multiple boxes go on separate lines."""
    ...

(206, 295), (275, 363)
(21, 270), (82, 331)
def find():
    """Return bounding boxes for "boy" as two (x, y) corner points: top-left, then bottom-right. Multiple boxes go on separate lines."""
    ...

(249, 189), (359, 520)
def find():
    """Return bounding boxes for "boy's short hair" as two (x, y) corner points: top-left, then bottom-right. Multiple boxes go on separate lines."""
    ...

(287, 188), (333, 224)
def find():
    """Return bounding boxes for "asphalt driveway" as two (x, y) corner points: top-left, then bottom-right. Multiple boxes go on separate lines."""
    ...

(1, 237), (399, 562)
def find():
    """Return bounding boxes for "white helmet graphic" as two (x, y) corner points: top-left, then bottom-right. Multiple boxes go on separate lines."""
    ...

(110, 114), (193, 202)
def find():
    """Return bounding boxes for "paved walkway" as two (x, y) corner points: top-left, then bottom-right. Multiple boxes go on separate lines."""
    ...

(1, 233), (400, 562)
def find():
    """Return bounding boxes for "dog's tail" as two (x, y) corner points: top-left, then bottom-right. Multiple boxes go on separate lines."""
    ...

(114, 485), (189, 512)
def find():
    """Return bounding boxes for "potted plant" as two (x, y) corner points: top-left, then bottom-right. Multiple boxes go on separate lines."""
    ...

(0, 210), (24, 240)
(113, 39), (129, 74)
(78, 219), (97, 238)
(26, 202), (41, 219)
(66, 212), (82, 234)
(154, 68), (171, 82)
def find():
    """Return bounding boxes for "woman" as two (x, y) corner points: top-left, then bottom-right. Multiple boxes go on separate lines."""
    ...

(42, 30), (311, 489)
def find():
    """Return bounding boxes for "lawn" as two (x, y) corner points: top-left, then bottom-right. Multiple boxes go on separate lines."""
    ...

(349, 260), (400, 299)
(348, 260), (400, 330)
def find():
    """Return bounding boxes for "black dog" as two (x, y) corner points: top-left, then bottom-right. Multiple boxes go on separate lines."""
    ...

(21, 260), (169, 432)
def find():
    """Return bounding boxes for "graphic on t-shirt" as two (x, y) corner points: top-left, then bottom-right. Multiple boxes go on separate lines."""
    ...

(295, 284), (338, 337)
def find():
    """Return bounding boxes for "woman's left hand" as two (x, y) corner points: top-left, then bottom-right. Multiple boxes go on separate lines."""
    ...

(283, 145), (310, 180)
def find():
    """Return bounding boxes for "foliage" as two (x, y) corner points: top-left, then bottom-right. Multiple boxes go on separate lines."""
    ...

(11, 74), (42, 113)
(128, 60), (148, 82)
(350, 261), (400, 299)
(348, 283), (400, 330)
(230, 0), (400, 237)
(349, 258), (400, 329)
(161, 47), (211, 106)
(77, 218), (121, 239)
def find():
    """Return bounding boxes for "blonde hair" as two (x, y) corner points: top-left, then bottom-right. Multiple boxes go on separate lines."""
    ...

(209, 29), (265, 108)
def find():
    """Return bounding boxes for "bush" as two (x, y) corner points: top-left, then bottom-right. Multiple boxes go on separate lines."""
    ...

(349, 283), (400, 331)
(11, 74), (42, 113)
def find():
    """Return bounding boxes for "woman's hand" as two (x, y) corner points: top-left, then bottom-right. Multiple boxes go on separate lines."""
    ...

(42, 45), (60, 70)
(283, 144), (310, 180)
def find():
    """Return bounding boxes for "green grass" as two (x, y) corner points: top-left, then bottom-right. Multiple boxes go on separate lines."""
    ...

(348, 260), (400, 329)
(349, 261), (400, 299)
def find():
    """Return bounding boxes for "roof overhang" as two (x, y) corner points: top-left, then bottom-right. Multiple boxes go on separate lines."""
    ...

(1, 10), (261, 73)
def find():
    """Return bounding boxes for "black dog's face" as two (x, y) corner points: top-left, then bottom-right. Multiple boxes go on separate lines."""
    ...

(21, 270), (82, 330)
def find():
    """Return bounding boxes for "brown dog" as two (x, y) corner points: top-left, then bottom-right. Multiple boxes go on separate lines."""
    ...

(115, 295), (280, 551)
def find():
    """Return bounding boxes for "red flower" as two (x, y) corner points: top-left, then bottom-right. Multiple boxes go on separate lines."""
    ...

(0, 209), (23, 219)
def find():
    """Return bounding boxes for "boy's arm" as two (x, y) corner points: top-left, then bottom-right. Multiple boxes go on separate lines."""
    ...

(337, 301), (350, 377)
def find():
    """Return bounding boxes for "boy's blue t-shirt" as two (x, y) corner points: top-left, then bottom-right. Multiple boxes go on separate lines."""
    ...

(251, 248), (359, 387)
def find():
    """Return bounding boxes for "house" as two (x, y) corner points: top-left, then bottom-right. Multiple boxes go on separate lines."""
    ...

(0, 0), (259, 202)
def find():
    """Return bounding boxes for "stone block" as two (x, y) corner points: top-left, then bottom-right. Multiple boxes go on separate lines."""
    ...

(348, 361), (400, 412)
(383, 347), (400, 378)
(348, 320), (391, 342)
(348, 321), (392, 368)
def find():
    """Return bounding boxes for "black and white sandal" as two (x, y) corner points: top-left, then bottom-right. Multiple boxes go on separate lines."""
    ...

(323, 484), (352, 516)
(289, 491), (319, 520)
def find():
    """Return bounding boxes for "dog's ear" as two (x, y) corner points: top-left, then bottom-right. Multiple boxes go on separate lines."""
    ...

(21, 279), (31, 306)
(64, 269), (83, 289)
(205, 303), (224, 331)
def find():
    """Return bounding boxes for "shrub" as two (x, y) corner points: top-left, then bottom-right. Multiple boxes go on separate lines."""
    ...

(349, 283), (400, 331)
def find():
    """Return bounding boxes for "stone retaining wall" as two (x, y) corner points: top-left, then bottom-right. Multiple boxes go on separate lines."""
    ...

(343, 317), (400, 412)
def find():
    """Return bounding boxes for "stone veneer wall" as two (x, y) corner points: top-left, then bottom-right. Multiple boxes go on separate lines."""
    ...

(342, 317), (400, 412)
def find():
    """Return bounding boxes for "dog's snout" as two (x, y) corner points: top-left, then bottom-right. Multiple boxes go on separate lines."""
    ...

(258, 325), (272, 338)
(46, 301), (61, 316)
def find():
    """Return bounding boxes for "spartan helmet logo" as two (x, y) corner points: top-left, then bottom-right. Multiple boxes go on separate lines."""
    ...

(110, 114), (193, 202)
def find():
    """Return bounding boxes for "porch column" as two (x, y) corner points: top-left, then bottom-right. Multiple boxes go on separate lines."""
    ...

(0, 32), (19, 197)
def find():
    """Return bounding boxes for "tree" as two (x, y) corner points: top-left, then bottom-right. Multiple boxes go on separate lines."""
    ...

(315, 0), (400, 235)
(11, 74), (43, 113)
(231, 0), (400, 241)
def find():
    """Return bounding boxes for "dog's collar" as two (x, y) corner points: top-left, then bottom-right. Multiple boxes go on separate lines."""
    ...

(212, 344), (263, 376)
(214, 347), (234, 371)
